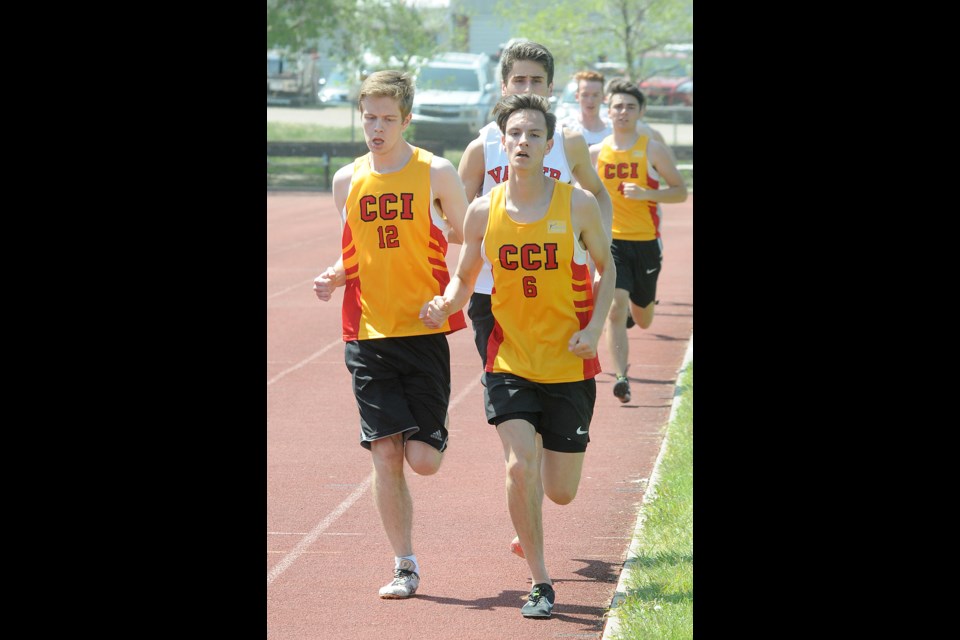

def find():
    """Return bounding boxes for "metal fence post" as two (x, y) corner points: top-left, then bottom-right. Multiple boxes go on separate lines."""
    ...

(672, 108), (679, 146)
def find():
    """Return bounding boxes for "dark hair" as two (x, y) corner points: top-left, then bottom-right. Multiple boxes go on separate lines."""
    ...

(605, 78), (645, 110)
(358, 70), (415, 119)
(494, 93), (556, 141)
(500, 40), (555, 87)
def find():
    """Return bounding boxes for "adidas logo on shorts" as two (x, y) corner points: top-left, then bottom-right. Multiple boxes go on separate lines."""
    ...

(430, 430), (444, 441)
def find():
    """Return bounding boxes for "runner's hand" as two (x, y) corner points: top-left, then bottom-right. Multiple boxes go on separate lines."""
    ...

(313, 266), (339, 302)
(420, 296), (450, 328)
(568, 329), (599, 359)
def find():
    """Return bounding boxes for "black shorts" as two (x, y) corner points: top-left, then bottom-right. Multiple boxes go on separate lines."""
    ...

(483, 372), (596, 453)
(467, 292), (494, 365)
(611, 238), (663, 308)
(344, 334), (450, 452)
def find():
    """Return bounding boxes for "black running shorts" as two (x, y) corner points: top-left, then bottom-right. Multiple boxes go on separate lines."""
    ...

(344, 334), (451, 452)
(467, 292), (494, 366)
(611, 237), (663, 308)
(483, 372), (596, 453)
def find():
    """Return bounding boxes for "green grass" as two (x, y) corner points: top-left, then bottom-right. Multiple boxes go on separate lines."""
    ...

(267, 122), (360, 143)
(610, 360), (693, 640)
(267, 122), (463, 189)
(266, 121), (684, 191)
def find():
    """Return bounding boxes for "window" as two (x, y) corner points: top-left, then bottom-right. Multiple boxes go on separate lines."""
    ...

(417, 67), (480, 92)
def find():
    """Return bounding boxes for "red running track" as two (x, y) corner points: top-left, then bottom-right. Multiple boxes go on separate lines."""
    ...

(267, 192), (693, 639)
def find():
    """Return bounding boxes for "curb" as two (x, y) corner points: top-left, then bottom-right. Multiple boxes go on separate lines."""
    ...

(600, 333), (693, 640)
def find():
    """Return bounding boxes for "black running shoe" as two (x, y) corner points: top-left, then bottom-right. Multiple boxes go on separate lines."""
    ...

(613, 376), (631, 403)
(521, 583), (555, 618)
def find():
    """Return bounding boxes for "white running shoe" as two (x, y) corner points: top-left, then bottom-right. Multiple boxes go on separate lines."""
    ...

(379, 569), (420, 599)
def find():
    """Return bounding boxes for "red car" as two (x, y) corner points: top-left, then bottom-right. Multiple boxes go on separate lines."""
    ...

(590, 49), (692, 107)
(637, 50), (692, 107)
(675, 80), (693, 107)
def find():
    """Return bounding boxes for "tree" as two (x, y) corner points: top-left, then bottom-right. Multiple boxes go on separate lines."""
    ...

(491, 0), (692, 83)
(267, 0), (342, 52)
(267, 0), (446, 74)
(349, 0), (445, 72)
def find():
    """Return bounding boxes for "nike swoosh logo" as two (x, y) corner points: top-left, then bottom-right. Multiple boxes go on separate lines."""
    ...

(646, 267), (658, 274)
(576, 426), (588, 435)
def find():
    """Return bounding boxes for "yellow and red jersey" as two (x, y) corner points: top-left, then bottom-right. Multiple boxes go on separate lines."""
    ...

(483, 182), (600, 383)
(340, 147), (465, 341)
(597, 134), (661, 240)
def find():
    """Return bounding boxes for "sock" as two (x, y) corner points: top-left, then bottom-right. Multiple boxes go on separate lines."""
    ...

(395, 555), (419, 575)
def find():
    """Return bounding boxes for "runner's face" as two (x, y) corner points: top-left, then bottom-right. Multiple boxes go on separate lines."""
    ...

(503, 60), (553, 98)
(359, 96), (410, 152)
(502, 109), (553, 170)
(607, 93), (641, 131)
(576, 80), (604, 114)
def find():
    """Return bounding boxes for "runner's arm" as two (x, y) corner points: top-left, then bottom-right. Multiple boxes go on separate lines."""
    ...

(313, 163), (353, 300)
(430, 156), (470, 244)
(565, 129), (613, 242)
(420, 196), (489, 327)
(457, 137), (487, 203)
(624, 140), (688, 204)
(568, 190), (616, 359)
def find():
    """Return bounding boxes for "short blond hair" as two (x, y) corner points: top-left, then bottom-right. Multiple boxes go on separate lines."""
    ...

(357, 70), (415, 119)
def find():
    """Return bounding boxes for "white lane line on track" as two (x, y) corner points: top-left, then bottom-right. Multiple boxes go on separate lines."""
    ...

(267, 475), (372, 587)
(267, 364), (481, 587)
(267, 277), (316, 300)
(267, 236), (325, 258)
(449, 371), (481, 409)
(267, 531), (365, 536)
(267, 339), (341, 387)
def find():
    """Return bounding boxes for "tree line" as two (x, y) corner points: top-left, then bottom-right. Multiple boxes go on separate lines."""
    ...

(267, 0), (691, 83)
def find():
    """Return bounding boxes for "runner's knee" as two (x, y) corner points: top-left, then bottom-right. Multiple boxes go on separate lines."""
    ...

(634, 302), (656, 329)
(371, 435), (405, 469)
(607, 298), (629, 323)
(405, 440), (443, 475)
(544, 483), (577, 505)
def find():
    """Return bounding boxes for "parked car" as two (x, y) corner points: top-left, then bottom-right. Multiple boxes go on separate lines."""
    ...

(675, 79), (693, 107)
(589, 53), (693, 107)
(637, 49), (692, 107)
(553, 80), (580, 122)
(317, 69), (353, 105)
(410, 52), (500, 144)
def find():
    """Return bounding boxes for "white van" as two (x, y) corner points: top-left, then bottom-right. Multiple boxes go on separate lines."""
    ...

(410, 52), (499, 144)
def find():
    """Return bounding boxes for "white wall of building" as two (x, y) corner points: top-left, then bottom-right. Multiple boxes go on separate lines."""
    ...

(450, 0), (512, 58)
